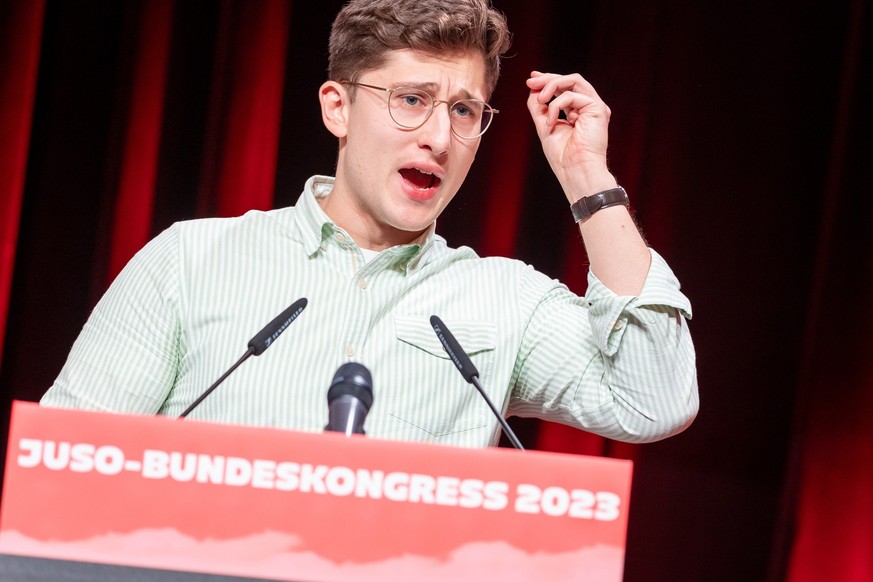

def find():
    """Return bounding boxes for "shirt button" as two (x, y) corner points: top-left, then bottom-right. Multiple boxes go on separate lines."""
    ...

(335, 233), (345, 243)
(344, 345), (356, 357)
(358, 278), (367, 289)
(613, 320), (625, 331)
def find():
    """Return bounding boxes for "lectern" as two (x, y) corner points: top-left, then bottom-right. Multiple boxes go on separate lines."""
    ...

(0, 401), (632, 581)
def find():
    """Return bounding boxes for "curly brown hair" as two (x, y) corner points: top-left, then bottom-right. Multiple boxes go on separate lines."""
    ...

(329, 0), (512, 97)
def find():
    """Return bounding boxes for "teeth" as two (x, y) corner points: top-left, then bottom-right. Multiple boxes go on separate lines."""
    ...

(400, 167), (439, 191)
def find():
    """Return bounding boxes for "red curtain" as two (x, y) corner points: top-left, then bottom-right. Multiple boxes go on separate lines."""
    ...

(107, 0), (173, 281)
(0, 0), (45, 361)
(196, 0), (290, 221)
(105, 0), (290, 282)
(1, 1), (871, 580)
(784, 1), (872, 579)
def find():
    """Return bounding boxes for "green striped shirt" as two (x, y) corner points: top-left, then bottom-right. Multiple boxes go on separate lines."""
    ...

(42, 175), (698, 447)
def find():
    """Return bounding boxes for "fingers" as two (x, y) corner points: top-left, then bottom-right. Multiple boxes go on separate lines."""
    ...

(547, 92), (601, 126)
(527, 71), (600, 102)
(526, 71), (609, 127)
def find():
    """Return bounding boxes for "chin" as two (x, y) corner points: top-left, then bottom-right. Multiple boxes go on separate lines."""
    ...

(390, 204), (439, 230)
(390, 216), (435, 237)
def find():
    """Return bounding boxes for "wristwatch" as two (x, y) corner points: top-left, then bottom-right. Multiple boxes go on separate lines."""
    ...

(570, 187), (629, 223)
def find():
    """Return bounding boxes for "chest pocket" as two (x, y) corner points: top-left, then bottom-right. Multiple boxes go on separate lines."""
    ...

(395, 317), (497, 360)
(391, 317), (498, 438)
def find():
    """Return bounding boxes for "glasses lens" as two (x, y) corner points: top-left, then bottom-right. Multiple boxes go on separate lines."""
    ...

(387, 88), (433, 129)
(451, 100), (492, 138)
(386, 87), (494, 138)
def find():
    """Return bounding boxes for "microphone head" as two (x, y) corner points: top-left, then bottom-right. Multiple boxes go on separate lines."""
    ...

(430, 315), (479, 383)
(328, 362), (374, 410)
(247, 297), (308, 355)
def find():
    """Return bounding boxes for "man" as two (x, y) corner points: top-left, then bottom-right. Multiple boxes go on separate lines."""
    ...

(41, 0), (698, 448)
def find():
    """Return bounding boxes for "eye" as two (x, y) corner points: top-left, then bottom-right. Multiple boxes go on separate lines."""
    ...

(452, 100), (484, 120)
(393, 90), (430, 109)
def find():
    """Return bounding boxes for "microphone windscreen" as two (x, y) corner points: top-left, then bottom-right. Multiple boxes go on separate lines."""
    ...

(328, 362), (374, 410)
(248, 297), (308, 355)
(430, 315), (479, 382)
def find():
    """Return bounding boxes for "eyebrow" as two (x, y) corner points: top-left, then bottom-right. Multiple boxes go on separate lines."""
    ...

(393, 81), (479, 101)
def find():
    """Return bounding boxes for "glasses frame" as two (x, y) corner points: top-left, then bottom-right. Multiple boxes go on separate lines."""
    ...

(340, 81), (498, 140)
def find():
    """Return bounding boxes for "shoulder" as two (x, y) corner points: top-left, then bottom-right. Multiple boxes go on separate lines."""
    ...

(160, 207), (297, 254)
(433, 243), (572, 299)
(171, 207), (296, 239)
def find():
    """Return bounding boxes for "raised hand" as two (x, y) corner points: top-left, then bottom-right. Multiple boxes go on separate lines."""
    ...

(526, 71), (616, 201)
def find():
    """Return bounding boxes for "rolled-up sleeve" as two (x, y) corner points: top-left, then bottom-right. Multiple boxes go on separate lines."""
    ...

(509, 249), (698, 443)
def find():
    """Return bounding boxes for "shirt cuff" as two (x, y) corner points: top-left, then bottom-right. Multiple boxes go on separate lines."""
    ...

(584, 248), (692, 356)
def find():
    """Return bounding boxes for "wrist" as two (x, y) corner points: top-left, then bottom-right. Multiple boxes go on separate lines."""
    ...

(562, 167), (617, 203)
(570, 186), (629, 223)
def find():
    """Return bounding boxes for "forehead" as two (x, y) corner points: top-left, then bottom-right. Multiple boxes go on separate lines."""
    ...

(364, 49), (489, 100)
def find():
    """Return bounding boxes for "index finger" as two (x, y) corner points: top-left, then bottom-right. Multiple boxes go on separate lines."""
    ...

(527, 72), (602, 104)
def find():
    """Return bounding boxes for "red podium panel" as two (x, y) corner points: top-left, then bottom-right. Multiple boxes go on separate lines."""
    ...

(0, 401), (632, 581)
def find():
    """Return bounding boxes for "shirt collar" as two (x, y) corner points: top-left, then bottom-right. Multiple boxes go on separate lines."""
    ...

(293, 175), (443, 271)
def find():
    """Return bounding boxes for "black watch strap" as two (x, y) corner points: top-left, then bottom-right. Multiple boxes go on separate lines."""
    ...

(570, 187), (629, 223)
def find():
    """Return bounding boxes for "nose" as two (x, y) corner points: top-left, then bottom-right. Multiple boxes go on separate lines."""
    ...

(417, 101), (453, 154)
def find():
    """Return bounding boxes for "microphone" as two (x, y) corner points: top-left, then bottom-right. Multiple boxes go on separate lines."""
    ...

(325, 362), (373, 436)
(430, 315), (525, 450)
(178, 298), (308, 418)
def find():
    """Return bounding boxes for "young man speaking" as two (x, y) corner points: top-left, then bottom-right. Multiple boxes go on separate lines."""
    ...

(42, 0), (698, 448)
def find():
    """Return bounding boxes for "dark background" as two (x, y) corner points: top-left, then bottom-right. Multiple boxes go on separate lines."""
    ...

(1, 1), (871, 580)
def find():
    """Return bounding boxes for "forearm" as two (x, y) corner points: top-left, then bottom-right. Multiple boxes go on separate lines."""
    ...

(525, 73), (651, 297)
(569, 167), (651, 297)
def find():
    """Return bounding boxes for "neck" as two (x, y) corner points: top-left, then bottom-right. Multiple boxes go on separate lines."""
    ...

(317, 192), (428, 251)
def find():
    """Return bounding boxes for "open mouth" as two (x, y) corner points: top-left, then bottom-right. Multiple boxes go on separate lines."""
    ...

(399, 168), (441, 190)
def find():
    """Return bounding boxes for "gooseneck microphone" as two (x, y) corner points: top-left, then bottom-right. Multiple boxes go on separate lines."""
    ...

(325, 362), (374, 436)
(430, 315), (525, 451)
(178, 298), (308, 418)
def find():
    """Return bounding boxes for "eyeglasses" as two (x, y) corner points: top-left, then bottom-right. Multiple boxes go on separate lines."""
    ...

(341, 81), (498, 139)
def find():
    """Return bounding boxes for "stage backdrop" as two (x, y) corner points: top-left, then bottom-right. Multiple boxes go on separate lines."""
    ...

(1, 1), (871, 581)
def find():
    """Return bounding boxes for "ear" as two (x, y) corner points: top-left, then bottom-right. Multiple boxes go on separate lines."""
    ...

(319, 81), (349, 138)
